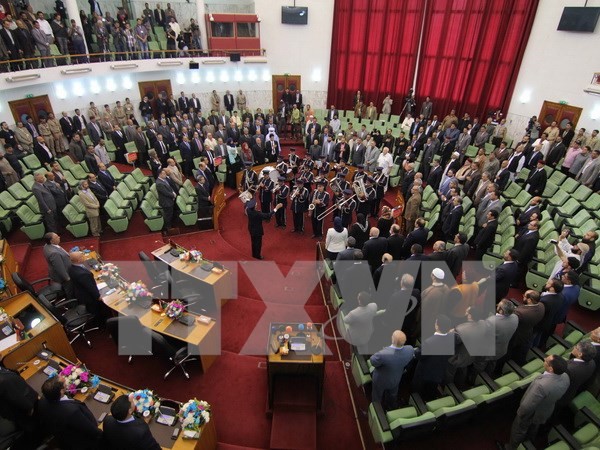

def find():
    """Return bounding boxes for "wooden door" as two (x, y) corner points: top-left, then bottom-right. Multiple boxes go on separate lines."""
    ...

(271, 75), (301, 111)
(138, 80), (173, 117)
(539, 101), (583, 131)
(9, 95), (54, 125)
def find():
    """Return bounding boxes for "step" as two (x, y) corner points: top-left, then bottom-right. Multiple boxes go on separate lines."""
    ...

(273, 376), (317, 410)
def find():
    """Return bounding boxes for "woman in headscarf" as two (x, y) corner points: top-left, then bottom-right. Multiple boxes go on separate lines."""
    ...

(240, 141), (254, 167)
(348, 213), (369, 250)
(376, 206), (394, 239)
(325, 216), (348, 261)
(225, 138), (242, 189)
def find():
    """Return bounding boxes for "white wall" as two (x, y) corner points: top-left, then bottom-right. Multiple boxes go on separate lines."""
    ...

(506, 0), (600, 141)
(0, 0), (334, 124)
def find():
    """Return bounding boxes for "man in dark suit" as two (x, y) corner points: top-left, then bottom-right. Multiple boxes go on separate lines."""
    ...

(516, 197), (541, 232)
(474, 210), (498, 259)
(335, 237), (357, 261)
(446, 232), (470, 279)
(111, 125), (128, 163)
(412, 315), (454, 400)
(478, 299), (518, 375)
(557, 341), (597, 408)
(402, 218), (429, 257)
(486, 249), (520, 302)
(525, 160), (547, 196)
(362, 227), (389, 273)
(546, 136), (566, 168)
(34, 136), (55, 166)
(86, 117), (104, 145)
(505, 355), (569, 449)
(156, 169), (177, 233)
(534, 278), (565, 349)
(32, 172), (59, 233)
(59, 111), (75, 142)
(43, 232), (72, 297)
(0, 21), (22, 71)
(509, 290), (545, 365)
(0, 363), (39, 441)
(223, 90), (235, 114)
(370, 330), (415, 409)
(153, 134), (170, 165)
(427, 159), (443, 191)
(387, 224), (405, 260)
(97, 163), (116, 193)
(401, 164), (416, 200)
(195, 175), (213, 219)
(245, 198), (283, 259)
(494, 160), (511, 191)
(87, 173), (109, 206)
(72, 109), (87, 134)
(38, 376), (102, 450)
(103, 395), (161, 450)
(68, 251), (103, 321)
(84, 146), (99, 174)
(442, 197), (463, 241)
(514, 220), (540, 268)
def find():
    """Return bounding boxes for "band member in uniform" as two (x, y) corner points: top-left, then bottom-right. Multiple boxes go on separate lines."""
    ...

(240, 161), (259, 196)
(358, 177), (376, 218)
(331, 172), (348, 214)
(291, 179), (309, 233)
(276, 156), (289, 177)
(245, 198), (283, 259)
(303, 153), (315, 172)
(372, 167), (388, 217)
(352, 164), (367, 183)
(316, 163), (330, 190)
(340, 188), (357, 228)
(335, 159), (349, 178)
(274, 175), (289, 228)
(310, 180), (330, 238)
(299, 163), (314, 194)
(259, 169), (274, 214)
(289, 148), (300, 179)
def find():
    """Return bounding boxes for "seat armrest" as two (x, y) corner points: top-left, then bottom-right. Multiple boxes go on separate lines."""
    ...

(507, 360), (528, 378)
(550, 424), (582, 450)
(445, 383), (466, 403)
(530, 347), (546, 359)
(565, 320), (586, 335)
(548, 334), (571, 350)
(31, 277), (53, 287)
(353, 347), (370, 375)
(582, 406), (600, 426)
(54, 298), (81, 308)
(409, 392), (428, 415)
(478, 372), (500, 391)
(372, 402), (391, 432)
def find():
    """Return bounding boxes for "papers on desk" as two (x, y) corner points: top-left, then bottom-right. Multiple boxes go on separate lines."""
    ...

(0, 334), (18, 352)
(97, 282), (108, 291)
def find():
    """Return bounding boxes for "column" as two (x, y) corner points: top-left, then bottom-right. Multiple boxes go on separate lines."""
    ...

(64, 0), (89, 54)
(196, 0), (208, 53)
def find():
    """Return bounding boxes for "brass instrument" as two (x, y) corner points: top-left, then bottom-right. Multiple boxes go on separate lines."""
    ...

(238, 190), (253, 203)
(290, 186), (301, 200)
(272, 183), (281, 194)
(354, 178), (367, 202)
(330, 177), (342, 196)
(316, 180), (363, 220)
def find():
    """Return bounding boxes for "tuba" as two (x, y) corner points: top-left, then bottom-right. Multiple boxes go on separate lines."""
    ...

(330, 177), (342, 196)
(238, 190), (253, 203)
(353, 178), (367, 202)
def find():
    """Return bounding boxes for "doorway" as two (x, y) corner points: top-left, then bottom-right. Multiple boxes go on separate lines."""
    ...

(9, 95), (54, 125)
(538, 101), (583, 131)
(138, 80), (173, 117)
(272, 74), (301, 111)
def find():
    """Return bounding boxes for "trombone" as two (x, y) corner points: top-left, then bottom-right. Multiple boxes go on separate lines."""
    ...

(316, 180), (362, 220)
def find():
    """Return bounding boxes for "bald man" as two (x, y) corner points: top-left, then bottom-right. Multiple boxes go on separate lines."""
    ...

(369, 330), (415, 409)
(68, 251), (103, 323)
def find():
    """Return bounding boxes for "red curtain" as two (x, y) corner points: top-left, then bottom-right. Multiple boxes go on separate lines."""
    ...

(327, 0), (539, 119)
(326, 0), (425, 114)
(415, 0), (539, 120)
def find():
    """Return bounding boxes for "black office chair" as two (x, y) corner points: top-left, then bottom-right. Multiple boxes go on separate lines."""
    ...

(138, 251), (169, 298)
(0, 417), (23, 450)
(12, 272), (65, 303)
(105, 316), (153, 363)
(37, 294), (98, 348)
(150, 331), (198, 379)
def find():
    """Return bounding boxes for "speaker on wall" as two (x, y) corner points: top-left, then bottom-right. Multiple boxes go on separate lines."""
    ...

(189, 62), (199, 69)
(230, 53), (241, 62)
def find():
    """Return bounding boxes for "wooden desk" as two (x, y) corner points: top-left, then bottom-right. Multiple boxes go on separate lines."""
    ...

(151, 244), (234, 309)
(0, 292), (76, 369)
(266, 323), (325, 410)
(0, 239), (18, 298)
(86, 253), (220, 373)
(18, 355), (217, 450)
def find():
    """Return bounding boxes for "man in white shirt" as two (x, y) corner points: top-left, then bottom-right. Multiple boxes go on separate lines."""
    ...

(93, 139), (110, 166)
(330, 115), (341, 134)
(36, 11), (54, 39)
(377, 146), (393, 176)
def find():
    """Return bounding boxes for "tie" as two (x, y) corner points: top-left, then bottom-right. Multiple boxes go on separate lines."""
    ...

(161, 141), (166, 154)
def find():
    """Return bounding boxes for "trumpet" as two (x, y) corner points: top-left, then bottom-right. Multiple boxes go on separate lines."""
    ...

(290, 187), (301, 200)
(272, 183), (281, 194)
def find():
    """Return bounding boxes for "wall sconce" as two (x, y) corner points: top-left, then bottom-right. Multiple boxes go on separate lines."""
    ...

(111, 63), (138, 70)
(61, 67), (92, 75)
(158, 61), (183, 67)
(202, 59), (226, 65)
(519, 89), (532, 104)
(243, 56), (268, 64)
(209, 14), (214, 21)
(5, 74), (41, 82)
(257, 15), (261, 22)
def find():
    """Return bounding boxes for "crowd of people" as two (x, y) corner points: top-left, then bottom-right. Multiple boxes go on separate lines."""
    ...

(0, 1), (201, 70)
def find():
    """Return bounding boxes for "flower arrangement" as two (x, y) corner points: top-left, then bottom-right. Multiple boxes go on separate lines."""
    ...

(129, 389), (161, 418)
(56, 364), (100, 396)
(178, 398), (211, 432)
(0, 278), (5, 293)
(100, 263), (120, 280)
(164, 300), (186, 319)
(179, 250), (203, 263)
(124, 281), (153, 304)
